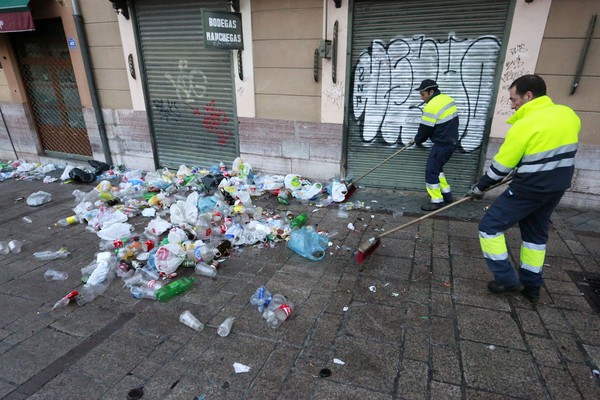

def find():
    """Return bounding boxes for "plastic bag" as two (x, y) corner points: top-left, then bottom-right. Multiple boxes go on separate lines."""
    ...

(154, 243), (186, 275)
(145, 216), (172, 236)
(287, 226), (329, 261)
(170, 192), (199, 225)
(97, 222), (133, 241)
(27, 191), (52, 206)
(331, 181), (348, 202)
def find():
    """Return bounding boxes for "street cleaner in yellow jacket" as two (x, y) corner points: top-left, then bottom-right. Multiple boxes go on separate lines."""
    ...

(466, 75), (580, 304)
(413, 79), (459, 211)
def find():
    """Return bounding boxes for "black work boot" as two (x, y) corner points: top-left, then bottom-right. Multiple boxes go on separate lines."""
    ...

(443, 193), (454, 204)
(487, 281), (523, 294)
(421, 202), (444, 212)
(522, 287), (540, 305)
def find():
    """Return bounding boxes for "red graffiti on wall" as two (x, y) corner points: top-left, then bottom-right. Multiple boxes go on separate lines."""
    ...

(191, 100), (233, 145)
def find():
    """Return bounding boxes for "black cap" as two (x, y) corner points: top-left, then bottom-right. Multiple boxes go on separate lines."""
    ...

(414, 79), (438, 92)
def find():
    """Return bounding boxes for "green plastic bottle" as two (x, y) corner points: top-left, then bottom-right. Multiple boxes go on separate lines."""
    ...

(290, 212), (309, 229)
(155, 277), (195, 302)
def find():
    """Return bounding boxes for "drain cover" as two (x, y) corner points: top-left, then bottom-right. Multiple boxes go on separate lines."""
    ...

(568, 271), (600, 314)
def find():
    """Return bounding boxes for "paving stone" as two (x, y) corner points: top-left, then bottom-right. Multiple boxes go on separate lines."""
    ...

(452, 278), (511, 311)
(549, 330), (587, 363)
(432, 347), (461, 385)
(538, 366), (582, 400)
(313, 379), (393, 399)
(515, 308), (546, 336)
(431, 292), (454, 318)
(450, 255), (491, 282)
(566, 361), (600, 399)
(526, 334), (563, 368)
(397, 359), (429, 400)
(344, 301), (404, 344)
(329, 336), (400, 393)
(461, 340), (545, 398)
(430, 380), (462, 399)
(455, 305), (525, 349)
(582, 344), (600, 370)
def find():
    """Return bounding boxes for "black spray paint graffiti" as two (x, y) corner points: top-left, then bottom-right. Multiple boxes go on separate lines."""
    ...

(352, 33), (501, 152)
(153, 98), (181, 123)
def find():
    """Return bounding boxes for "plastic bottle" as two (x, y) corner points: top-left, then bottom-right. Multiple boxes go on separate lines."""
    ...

(8, 240), (22, 254)
(130, 285), (158, 300)
(55, 215), (78, 227)
(250, 286), (273, 312)
(155, 277), (195, 302)
(265, 301), (294, 329)
(44, 269), (69, 281)
(290, 213), (309, 229)
(194, 261), (217, 277)
(217, 317), (235, 337)
(52, 290), (79, 310)
(179, 310), (204, 331)
(34, 248), (71, 261)
(0, 241), (9, 255)
(77, 281), (110, 306)
(22, 216), (32, 224)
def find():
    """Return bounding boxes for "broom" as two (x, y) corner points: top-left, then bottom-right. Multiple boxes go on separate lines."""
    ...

(355, 177), (512, 264)
(343, 140), (415, 202)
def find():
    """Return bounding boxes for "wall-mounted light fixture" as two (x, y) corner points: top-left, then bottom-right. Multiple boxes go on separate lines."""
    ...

(108, 0), (130, 20)
(334, 0), (342, 8)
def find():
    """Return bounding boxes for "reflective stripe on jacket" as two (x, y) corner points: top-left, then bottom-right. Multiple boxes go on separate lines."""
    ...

(477, 95), (580, 196)
(414, 93), (459, 146)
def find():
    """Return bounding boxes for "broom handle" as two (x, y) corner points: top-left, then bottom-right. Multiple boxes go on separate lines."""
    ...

(377, 177), (513, 240)
(352, 141), (414, 184)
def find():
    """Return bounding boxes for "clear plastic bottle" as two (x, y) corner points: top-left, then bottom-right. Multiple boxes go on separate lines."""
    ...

(217, 317), (235, 337)
(130, 286), (158, 300)
(44, 269), (69, 281)
(34, 248), (71, 261)
(52, 290), (79, 310)
(265, 301), (294, 329)
(250, 286), (273, 312)
(55, 215), (78, 227)
(194, 261), (217, 277)
(0, 241), (9, 255)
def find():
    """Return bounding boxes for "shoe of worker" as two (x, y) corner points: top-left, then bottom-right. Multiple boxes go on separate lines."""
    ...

(487, 281), (523, 294)
(420, 202), (445, 212)
(522, 287), (540, 305)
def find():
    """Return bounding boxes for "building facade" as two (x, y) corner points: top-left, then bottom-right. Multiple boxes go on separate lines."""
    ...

(0, 0), (598, 209)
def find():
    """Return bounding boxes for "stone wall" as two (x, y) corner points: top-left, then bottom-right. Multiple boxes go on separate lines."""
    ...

(238, 117), (343, 180)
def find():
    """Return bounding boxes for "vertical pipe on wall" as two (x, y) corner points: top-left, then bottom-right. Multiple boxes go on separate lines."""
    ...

(71, 0), (113, 165)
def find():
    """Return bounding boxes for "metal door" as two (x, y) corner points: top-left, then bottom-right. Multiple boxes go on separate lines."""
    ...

(133, 0), (238, 169)
(11, 18), (92, 156)
(347, 0), (510, 192)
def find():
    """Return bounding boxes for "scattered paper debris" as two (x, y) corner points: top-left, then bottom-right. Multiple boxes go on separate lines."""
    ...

(369, 286), (376, 293)
(391, 292), (399, 297)
(342, 306), (349, 312)
(333, 358), (345, 365)
(233, 362), (251, 373)
(488, 345), (496, 350)
(347, 222), (355, 231)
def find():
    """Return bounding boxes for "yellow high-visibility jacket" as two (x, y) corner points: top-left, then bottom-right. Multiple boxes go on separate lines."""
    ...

(414, 92), (459, 146)
(477, 95), (580, 196)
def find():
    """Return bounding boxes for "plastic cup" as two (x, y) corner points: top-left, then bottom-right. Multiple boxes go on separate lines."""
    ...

(0, 242), (9, 255)
(44, 269), (69, 281)
(8, 240), (22, 254)
(179, 310), (204, 331)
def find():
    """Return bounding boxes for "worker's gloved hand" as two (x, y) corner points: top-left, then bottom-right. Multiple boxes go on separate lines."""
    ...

(465, 184), (484, 199)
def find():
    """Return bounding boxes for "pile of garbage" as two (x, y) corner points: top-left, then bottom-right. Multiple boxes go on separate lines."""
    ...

(2, 157), (371, 330)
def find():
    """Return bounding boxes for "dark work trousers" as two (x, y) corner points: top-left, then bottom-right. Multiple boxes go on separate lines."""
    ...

(425, 144), (455, 185)
(478, 188), (564, 289)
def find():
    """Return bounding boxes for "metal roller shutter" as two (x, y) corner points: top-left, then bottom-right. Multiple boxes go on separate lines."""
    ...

(347, 0), (510, 192)
(134, 0), (238, 170)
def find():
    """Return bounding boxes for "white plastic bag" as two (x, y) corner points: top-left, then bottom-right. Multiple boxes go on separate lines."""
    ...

(97, 222), (133, 241)
(169, 192), (199, 225)
(331, 181), (348, 202)
(60, 165), (75, 180)
(145, 216), (172, 236)
(154, 243), (186, 275)
(27, 191), (52, 206)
